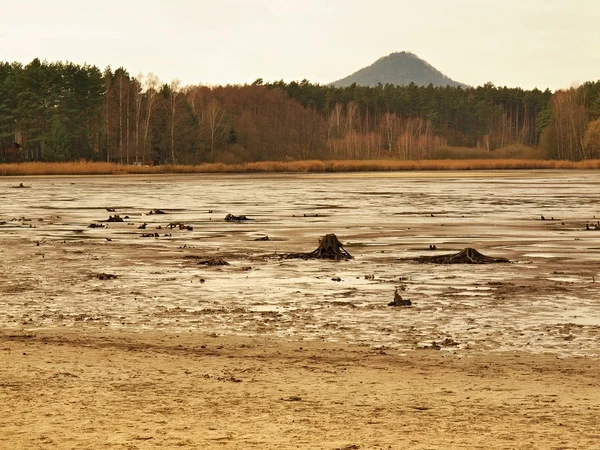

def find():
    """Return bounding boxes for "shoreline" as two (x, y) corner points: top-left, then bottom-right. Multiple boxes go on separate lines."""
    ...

(2, 158), (600, 177)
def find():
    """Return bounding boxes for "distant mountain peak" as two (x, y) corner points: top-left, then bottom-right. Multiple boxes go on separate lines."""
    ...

(331, 51), (467, 88)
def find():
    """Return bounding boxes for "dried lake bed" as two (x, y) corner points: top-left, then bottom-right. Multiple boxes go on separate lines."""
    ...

(2, 170), (600, 356)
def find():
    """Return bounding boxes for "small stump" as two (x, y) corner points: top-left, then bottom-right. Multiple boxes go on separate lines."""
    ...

(413, 247), (508, 264)
(286, 233), (353, 260)
(388, 289), (412, 306)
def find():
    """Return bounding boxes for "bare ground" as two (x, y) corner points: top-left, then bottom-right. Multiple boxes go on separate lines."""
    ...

(2, 171), (600, 448)
(1, 329), (600, 450)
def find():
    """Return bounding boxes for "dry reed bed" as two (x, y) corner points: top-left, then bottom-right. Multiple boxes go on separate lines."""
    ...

(2, 159), (600, 176)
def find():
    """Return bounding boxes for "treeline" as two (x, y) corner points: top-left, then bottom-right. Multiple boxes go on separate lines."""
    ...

(1, 59), (600, 163)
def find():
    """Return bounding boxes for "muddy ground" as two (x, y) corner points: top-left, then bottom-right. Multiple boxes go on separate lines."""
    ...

(1, 171), (600, 448)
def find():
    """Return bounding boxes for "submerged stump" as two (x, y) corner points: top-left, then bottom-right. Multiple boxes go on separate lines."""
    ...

(413, 247), (508, 264)
(198, 257), (229, 266)
(286, 233), (353, 260)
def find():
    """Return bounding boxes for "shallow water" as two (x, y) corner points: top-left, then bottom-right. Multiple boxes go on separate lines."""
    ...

(2, 171), (600, 356)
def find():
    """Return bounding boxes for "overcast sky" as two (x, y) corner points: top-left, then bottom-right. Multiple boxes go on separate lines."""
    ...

(1, 0), (599, 90)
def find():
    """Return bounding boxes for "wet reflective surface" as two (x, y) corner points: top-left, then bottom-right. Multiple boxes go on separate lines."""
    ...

(2, 171), (600, 355)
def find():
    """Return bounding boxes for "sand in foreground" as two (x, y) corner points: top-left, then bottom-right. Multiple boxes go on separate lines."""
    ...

(1, 329), (599, 450)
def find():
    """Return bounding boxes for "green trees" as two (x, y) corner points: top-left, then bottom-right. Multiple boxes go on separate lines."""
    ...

(0, 60), (105, 162)
(2, 58), (600, 163)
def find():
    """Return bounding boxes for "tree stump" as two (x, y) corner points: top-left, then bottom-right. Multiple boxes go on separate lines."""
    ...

(286, 233), (353, 260)
(388, 289), (412, 306)
(413, 247), (508, 264)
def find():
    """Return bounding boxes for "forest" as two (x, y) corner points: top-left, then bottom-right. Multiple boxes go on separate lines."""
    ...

(2, 59), (600, 164)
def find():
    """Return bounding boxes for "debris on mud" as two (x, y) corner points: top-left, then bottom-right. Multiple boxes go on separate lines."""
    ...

(286, 233), (353, 260)
(198, 257), (230, 266)
(224, 213), (250, 222)
(167, 222), (193, 231)
(88, 223), (105, 228)
(441, 337), (459, 347)
(292, 213), (320, 218)
(412, 247), (509, 264)
(107, 214), (124, 222)
(419, 342), (442, 350)
(388, 289), (412, 306)
(140, 232), (159, 238)
(254, 235), (269, 241)
(95, 273), (118, 280)
(149, 209), (166, 215)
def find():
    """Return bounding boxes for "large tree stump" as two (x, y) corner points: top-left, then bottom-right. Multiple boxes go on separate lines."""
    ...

(286, 234), (353, 260)
(413, 247), (508, 264)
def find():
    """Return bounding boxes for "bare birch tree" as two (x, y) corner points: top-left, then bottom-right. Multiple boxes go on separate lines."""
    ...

(142, 73), (160, 164)
(205, 99), (227, 160)
(168, 79), (181, 164)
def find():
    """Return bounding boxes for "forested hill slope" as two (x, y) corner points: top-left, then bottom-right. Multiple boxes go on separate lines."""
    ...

(331, 51), (467, 88)
(2, 58), (600, 164)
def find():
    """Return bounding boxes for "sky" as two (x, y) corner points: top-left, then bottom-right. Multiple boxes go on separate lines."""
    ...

(1, 0), (599, 91)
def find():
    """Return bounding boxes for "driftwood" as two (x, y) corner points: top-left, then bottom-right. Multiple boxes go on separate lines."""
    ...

(286, 233), (353, 260)
(167, 222), (193, 231)
(413, 247), (509, 264)
(96, 273), (117, 280)
(224, 214), (250, 222)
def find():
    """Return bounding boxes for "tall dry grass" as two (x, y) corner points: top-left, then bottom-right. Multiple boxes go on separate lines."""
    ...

(429, 144), (545, 160)
(2, 159), (600, 176)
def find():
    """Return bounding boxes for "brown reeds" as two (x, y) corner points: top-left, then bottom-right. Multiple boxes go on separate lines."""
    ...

(2, 159), (600, 176)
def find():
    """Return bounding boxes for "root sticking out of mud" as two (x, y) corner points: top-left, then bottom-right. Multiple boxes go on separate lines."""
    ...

(412, 247), (509, 264)
(198, 257), (230, 266)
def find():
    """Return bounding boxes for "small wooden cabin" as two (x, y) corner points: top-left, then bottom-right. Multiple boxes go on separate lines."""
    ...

(0, 142), (23, 162)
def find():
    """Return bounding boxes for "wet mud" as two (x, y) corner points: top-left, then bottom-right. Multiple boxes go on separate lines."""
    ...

(2, 170), (600, 356)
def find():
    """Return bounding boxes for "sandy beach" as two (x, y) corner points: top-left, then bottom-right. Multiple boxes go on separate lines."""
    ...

(2, 329), (600, 449)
